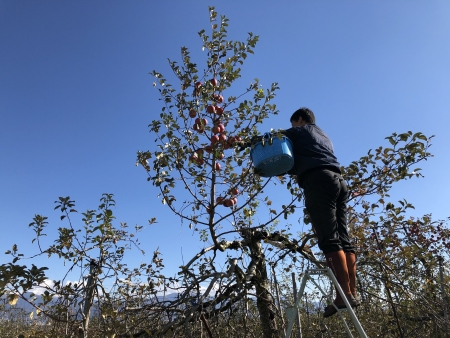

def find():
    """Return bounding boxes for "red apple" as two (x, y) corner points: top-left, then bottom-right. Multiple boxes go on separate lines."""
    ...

(214, 94), (224, 103)
(219, 134), (227, 142)
(189, 109), (197, 118)
(210, 78), (218, 86)
(215, 106), (224, 116)
(211, 135), (220, 145)
(212, 126), (221, 134)
(217, 152), (225, 160)
(231, 187), (239, 195)
(204, 145), (213, 153)
(216, 196), (224, 205)
(224, 199), (233, 207)
(232, 198), (237, 205)
(206, 105), (216, 114)
(190, 155), (204, 166)
(193, 82), (202, 97)
(217, 124), (225, 133)
(195, 118), (208, 126)
(215, 162), (221, 171)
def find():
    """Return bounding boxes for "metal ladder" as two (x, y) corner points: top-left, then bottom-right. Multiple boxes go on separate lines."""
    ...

(285, 268), (368, 338)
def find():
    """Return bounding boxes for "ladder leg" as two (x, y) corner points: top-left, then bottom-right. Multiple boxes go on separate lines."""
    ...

(285, 272), (309, 338)
(285, 269), (368, 338)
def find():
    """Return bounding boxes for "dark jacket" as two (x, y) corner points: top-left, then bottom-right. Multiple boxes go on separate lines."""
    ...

(282, 124), (341, 187)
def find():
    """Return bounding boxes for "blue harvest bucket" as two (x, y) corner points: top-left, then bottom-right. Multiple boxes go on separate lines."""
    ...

(250, 134), (294, 177)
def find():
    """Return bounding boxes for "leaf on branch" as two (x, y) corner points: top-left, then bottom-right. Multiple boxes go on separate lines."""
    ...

(8, 294), (19, 306)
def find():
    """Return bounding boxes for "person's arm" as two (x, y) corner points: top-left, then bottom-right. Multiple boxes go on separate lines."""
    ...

(237, 129), (293, 150)
(236, 135), (263, 151)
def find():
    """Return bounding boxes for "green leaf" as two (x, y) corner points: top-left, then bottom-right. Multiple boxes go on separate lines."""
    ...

(417, 134), (427, 141)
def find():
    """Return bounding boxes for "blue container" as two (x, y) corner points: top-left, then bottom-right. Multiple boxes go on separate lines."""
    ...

(250, 134), (294, 177)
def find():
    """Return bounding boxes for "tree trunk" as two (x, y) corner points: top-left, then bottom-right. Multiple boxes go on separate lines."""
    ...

(249, 238), (278, 338)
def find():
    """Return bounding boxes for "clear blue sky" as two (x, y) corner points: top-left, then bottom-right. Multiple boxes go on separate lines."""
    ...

(1, 1), (449, 280)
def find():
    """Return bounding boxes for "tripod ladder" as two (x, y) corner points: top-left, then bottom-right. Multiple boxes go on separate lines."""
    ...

(285, 268), (368, 338)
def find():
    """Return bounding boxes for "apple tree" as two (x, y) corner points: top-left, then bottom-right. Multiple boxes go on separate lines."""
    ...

(136, 7), (310, 337)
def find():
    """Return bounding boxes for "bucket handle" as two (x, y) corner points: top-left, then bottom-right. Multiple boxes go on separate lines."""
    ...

(261, 132), (274, 146)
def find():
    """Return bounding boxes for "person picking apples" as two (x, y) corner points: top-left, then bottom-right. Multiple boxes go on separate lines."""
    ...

(280, 107), (359, 317)
(240, 108), (359, 318)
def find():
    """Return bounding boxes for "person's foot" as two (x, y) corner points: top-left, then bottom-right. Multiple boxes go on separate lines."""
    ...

(323, 294), (358, 318)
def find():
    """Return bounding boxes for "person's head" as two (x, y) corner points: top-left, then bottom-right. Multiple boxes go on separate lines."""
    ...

(290, 107), (315, 127)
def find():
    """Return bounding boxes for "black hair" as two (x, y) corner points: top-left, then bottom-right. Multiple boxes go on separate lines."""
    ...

(290, 107), (316, 124)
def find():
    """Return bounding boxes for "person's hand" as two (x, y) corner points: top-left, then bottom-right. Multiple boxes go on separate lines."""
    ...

(236, 141), (251, 151)
(235, 135), (263, 151)
(251, 135), (263, 145)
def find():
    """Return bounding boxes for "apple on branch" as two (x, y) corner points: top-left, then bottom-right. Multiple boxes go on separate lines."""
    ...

(213, 94), (224, 103)
(189, 155), (204, 166)
(223, 199), (233, 207)
(215, 106), (224, 116)
(212, 125), (221, 134)
(195, 117), (208, 127)
(219, 134), (227, 143)
(211, 135), (220, 145)
(193, 81), (202, 96)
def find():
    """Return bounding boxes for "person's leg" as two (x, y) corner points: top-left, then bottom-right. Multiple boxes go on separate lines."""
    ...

(303, 170), (356, 317)
(303, 170), (342, 254)
(334, 176), (360, 304)
(324, 250), (356, 317)
(335, 175), (353, 253)
(345, 252), (360, 304)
